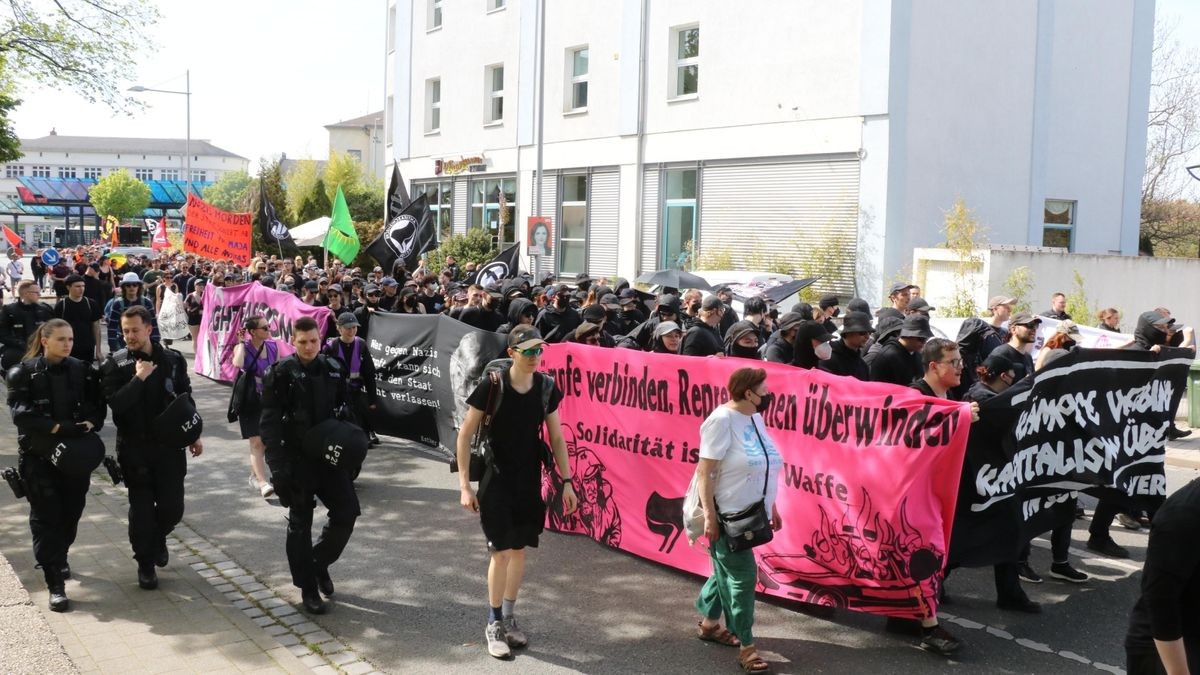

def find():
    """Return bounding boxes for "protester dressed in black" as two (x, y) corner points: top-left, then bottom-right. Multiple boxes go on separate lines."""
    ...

(322, 312), (379, 450)
(681, 296), (725, 357)
(6, 319), (105, 612)
(819, 311), (872, 380)
(260, 316), (359, 615)
(100, 305), (202, 590)
(53, 275), (102, 363)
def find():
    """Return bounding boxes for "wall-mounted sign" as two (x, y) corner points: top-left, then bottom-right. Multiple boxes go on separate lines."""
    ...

(435, 156), (485, 176)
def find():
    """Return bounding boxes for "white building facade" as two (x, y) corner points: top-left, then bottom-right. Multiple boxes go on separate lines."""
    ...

(0, 133), (248, 245)
(325, 111), (386, 181)
(384, 0), (1152, 302)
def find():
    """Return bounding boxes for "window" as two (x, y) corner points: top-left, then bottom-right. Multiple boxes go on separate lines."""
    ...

(425, 78), (441, 133)
(428, 0), (442, 30)
(470, 177), (516, 247)
(134, 168), (153, 181)
(160, 168), (179, 181)
(488, 0), (505, 11)
(83, 167), (101, 180)
(671, 25), (699, 98)
(662, 168), (698, 269)
(1043, 199), (1075, 250)
(414, 180), (454, 244)
(191, 170), (208, 183)
(5, 165), (24, 178)
(387, 4), (397, 52)
(485, 64), (504, 124)
(57, 166), (75, 179)
(386, 95), (395, 145)
(566, 47), (588, 111)
(31, 165), (50, 178)
(559, 175), (587, 275)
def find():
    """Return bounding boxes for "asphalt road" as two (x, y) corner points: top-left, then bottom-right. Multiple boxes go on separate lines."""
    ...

(1, 341), (1196, 674)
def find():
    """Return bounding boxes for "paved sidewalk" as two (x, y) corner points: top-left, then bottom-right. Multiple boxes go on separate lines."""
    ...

(0, 478), (343, 674)
(0, 549), (77, 674)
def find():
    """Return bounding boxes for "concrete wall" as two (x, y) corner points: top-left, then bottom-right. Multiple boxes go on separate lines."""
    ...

(914, 247), (1200, 333)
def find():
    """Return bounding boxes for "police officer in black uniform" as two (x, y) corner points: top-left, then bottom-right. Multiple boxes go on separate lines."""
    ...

(0, 280), (54, 373)
(6, 319), (105, 611)
(261, 315), (359, 615)
(100, 305), (203, 590)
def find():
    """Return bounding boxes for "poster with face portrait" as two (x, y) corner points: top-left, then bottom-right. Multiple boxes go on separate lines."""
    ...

(527, 216), (552, 257)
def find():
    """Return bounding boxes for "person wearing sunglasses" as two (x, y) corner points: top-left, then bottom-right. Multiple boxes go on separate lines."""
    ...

(232, 316), (280, 498)
(456, 326), (578, 659)
(352, 283), (384, 342)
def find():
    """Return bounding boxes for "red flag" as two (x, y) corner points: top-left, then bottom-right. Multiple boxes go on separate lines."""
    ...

(2, 224), (23, 257)
(148, 218), (170, 250)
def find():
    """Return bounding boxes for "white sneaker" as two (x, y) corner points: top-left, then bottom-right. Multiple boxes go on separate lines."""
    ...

(502, 615), (528, 648)
(485, 620), (511, 658)
(260, 482), (275, 498)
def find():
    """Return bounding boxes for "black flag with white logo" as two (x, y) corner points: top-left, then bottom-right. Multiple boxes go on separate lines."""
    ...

(472, 244), (521, 289)
(259, 177), (298, 255)
(386, 160), (411, 219)
(367, 192), (436, 274)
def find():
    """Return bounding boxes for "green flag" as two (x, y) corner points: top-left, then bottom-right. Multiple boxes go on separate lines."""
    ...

(324, 185), (360, 264)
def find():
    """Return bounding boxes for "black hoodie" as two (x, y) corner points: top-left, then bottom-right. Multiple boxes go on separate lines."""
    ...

(498, 298), (536, 335)
(1131, 312), (1169, 351)
(819, 339), (868, 380)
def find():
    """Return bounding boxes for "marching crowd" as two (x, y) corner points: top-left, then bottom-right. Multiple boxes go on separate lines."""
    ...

(2, 244), (1198, 673)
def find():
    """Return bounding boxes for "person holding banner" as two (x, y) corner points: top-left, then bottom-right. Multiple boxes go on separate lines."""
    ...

(682, 296), (726, 357)
(232, 316), (280, 498)
(6, 319), (106, 612)
(692, 366), (782, 673)
(651, 321), (683, 354)
(456, 326), (578, 659)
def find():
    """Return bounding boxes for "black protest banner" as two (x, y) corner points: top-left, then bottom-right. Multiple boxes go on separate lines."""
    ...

(951, 348), (1191, 567)
(365, 313), (506, 453)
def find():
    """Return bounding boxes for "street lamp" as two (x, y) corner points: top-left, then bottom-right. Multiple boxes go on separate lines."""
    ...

(1187, 164), (1200, 183)
(128, 70), (191, 205)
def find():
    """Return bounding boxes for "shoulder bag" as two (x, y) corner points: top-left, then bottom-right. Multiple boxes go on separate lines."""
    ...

(716, 417), (774, 553)
(227, 341), (264, 423)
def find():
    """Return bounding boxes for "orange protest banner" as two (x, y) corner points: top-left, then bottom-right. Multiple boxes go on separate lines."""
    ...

(183, 194), (252, 265)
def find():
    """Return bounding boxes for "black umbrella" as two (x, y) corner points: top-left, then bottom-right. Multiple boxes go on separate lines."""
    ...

(635, 269), (713, 291)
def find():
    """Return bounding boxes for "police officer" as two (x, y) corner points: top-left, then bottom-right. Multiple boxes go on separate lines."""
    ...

(322, 312), (379, 449)
(261, 316), (359, 615)
(0, 280), (54, 372)
(6, 319), (105, 611)
(100, 305), (203, 590)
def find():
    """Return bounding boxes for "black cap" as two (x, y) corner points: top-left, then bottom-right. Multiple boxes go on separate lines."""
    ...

(508, 326), (546, 350)
(64, 274), (84, 286)
(900, 314), (934, 339)
(581, 304), (607, 323)
(1010, 312), (1042, 327)
(797, 320), (834, 344)
(724, 320), (760, 347)
(840, 311), (873, 334)
(908, 297), (935, 313)
(336, 312), (360, 328)
(701, 295), (725, 311)
(818, 294), (839, 310)
(981, 352), (1015, 376)
(847, 297), (870, 314)
(890, 282), (915, 295)
(304, 280), (319, 290)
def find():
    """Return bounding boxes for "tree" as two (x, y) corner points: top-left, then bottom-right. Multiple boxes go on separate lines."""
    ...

(251, 158), (289, 257)
(203, 171), (253, 212)
(0, 1), (159, 161)
(284, 159), (320, 222)
(940, 198), (987, 318)
(296, 178), (332, 224)
(345, 188), (384, 223)
(323, 153), (364, 201)
(88, 169), (150, 221)
(1140, 17), (1200, 255)
(427, 229), (497, 275)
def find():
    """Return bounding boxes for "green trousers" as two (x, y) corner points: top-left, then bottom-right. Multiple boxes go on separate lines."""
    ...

(695, 534), (758, 645)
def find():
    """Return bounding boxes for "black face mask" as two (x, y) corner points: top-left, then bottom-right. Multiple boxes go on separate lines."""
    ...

(754, 392), (775, 413)
(555, 297), (569, 310)
(689, 301), (701, 314)
(730, 344), (760, 359)
(831, 308), (840, 318)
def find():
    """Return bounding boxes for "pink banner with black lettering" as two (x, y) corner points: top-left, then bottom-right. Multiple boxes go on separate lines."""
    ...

(537, 345), (971, 619)
(194, 281), (332, 382)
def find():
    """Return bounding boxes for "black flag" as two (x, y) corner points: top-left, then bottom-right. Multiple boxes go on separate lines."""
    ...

(259, 177), (298, 255)
(386, 160), (411, 220)
(367, 192), (436, 274)
(472, 244), (521, 288)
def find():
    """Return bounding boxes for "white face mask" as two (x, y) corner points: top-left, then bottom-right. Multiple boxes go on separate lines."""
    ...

(814, 341), (833, 360)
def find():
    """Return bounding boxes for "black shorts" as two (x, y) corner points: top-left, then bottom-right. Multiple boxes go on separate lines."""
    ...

(479, 469), (545, 552)
(239, 403), (261, 439)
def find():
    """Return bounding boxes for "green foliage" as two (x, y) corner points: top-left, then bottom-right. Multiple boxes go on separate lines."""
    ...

(88, 169), (150, 221)
(0, 89), (21, 163)
(296, 178), (333, 224)
(1002, 266), (1034, 315)
(203, 171), (253, 212)
(0, 1), (159, 110)
(940, 198), (987, 317)
(1064, 270), (1096, 323)
(345, 188), (384, 222)
(352, 219), (384, 270)
(427, 228), (498, 275)
(284, 159), (320, 221)
(324, 153), (365, 200)
(694, 242), (734, 271)
(793, 233), (855, 303)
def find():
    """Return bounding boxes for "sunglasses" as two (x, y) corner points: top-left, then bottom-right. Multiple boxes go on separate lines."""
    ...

(367, 292), (382, 298)
(517, 346), (544, 358)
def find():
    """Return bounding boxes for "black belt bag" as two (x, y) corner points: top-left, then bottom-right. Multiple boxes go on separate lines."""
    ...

(717, 419), (774, 553)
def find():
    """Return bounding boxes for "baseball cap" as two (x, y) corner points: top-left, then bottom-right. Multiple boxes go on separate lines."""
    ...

(1010, 312), (1042, 327)
(581, 304), (607, 323)
(64, 274), (84, 286)
(373, 266), (383, 273)
(889, 282), (915, 295)
(327, 283), (342, 293)
(907, 297), (936, 313)
(653, 320), (682, 337)
(382, 276), (399, 287)
(988, 295), (1016, 310)
(336, 312), (360, 328)
(364, 283), (381, 294)
(508, 326), (546, 351)
(599, 293), (621, 309)
(701, 295), (725, 312)
(1141, 311), (1174, 328)
(304, 280), (318, 291)
(1055, 320), (1082, 337)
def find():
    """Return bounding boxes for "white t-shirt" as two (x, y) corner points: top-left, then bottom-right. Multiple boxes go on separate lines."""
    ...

(6, 260), (22, 279)
(699, 405), (782, 516)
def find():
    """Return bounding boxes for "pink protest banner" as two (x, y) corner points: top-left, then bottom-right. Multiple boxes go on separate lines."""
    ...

(537, 345), (971, 619)
(194, 281), (332, 382)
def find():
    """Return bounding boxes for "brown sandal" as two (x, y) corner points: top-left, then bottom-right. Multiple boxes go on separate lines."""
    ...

(697, 621), (741, 647)
(738, 646), (770, 673)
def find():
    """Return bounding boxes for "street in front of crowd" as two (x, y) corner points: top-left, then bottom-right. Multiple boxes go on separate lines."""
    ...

(2, 335), (1197, 674)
